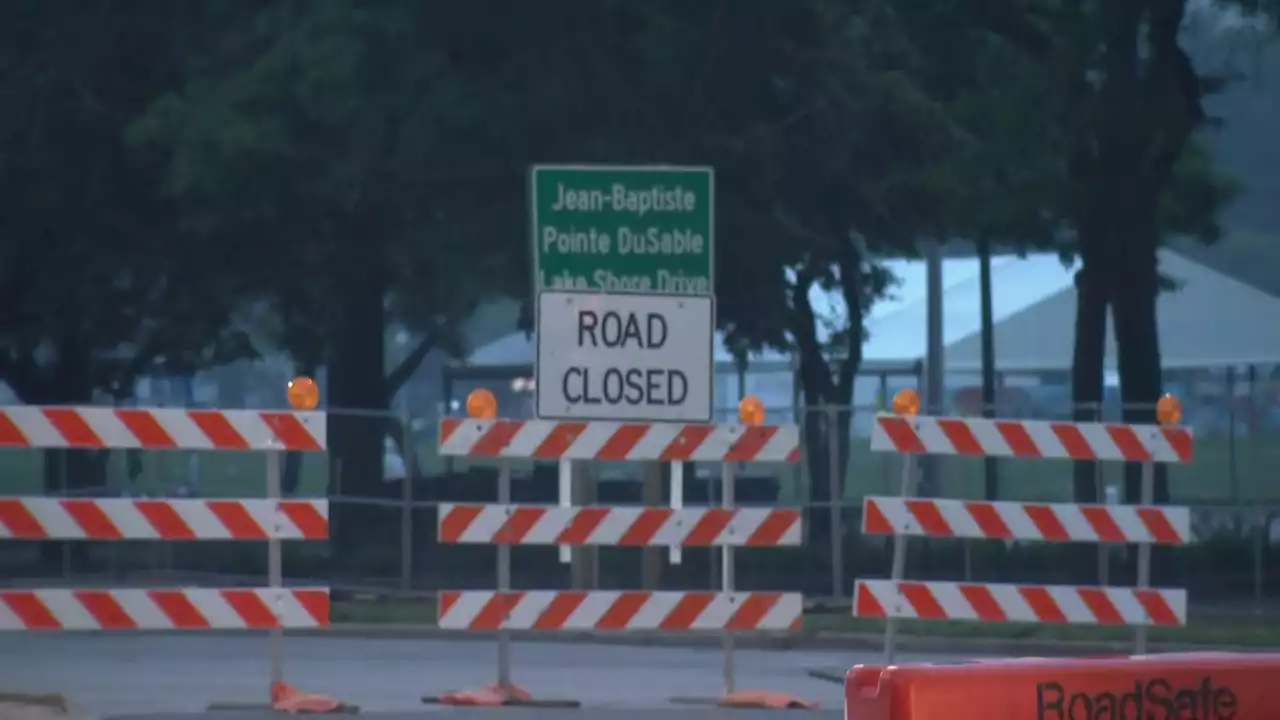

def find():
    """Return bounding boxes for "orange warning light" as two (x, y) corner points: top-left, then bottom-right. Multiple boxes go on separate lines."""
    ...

(891, 388), (919, 417)
(286, 376), (320, 411)
(1156, 393), (1182, 426)
(466, 389), (498, 420)
(738, 395), (766, 426)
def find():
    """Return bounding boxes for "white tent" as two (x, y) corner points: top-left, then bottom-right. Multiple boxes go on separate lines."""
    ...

(463, 248), (1280, 380)
(463, 254), (1041, 368)
(941, 250), (1280, 371)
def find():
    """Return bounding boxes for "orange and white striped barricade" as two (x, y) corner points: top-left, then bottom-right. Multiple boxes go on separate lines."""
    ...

(0, 383), (345, 710)
(428, 391), (813, 709)
(855, 390), (1194, 661)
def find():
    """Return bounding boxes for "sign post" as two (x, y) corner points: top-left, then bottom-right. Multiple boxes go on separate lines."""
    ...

(530, 163), (715, 567)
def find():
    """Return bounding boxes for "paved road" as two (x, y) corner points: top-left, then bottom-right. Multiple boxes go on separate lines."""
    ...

(0, 634), (984, 715)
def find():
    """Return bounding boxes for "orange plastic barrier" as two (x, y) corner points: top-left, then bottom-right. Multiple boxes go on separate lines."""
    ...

(845, 652), (1280, 720)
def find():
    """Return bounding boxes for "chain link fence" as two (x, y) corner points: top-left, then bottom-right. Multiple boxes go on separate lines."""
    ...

(2, 380), (1278, 619)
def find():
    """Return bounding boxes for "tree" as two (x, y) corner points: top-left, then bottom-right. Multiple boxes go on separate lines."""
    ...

(975, 2), (1236, 503)
(0, 0), (256, 571)
(129, 0), (529, 550)
(903, 1), (1071, 499)
(0, 0), (252, 495)
(546, 1), (1080, 563)
(624, 0), (1065, 556)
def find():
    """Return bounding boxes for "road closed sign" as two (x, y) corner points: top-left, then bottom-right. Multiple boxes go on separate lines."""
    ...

(535, 291), (713, 422)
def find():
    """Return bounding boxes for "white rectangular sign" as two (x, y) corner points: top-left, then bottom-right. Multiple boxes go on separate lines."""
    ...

(536, 291), (713, 422)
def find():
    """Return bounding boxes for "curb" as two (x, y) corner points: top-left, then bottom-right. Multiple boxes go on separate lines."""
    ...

(267, 624), (1257, 657)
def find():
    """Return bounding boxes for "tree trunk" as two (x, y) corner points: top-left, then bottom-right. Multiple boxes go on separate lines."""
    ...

(977, 236), (998, 500)
(1111, 230), (1168, 504)
(1071, 263), (1107, 503)
(792, 248), (864, 593)
(20, 337), (106, 569)
(799, 369), (834, 566)
(327, 263), (391, 558)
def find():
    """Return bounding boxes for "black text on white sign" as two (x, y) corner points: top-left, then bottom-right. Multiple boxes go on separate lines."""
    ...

(536, 291), (713, 422)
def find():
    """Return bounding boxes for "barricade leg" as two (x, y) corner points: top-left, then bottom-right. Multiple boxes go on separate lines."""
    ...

(261, 450), (349, 714)
(1135, 460), (1154, 654)
(214, 448), (351, 715)
(558, 459), (572, 564)
(721, 462), (736, 696)
(672, 462), (817, 711)
(422, 459), (579, 708)
(670, 461), (684, 566)
(496, 459), (513, 692)
(268, 450), (285, 689)
(882, 454), (916, 664)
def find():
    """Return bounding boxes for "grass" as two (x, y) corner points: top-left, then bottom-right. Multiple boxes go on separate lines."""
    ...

(329, 596), (1280, 648)
(3, 419), (1278, 507)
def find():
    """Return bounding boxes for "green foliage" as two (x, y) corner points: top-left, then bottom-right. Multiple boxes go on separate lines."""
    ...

(4, 1), (1246, 483)
(1161, 138), (1240, 245)
(0, 0), (251, 403)
(127, 0), (521, 372)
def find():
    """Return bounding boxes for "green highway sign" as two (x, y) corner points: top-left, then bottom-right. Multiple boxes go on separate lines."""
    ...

(530, 165), (714, 295)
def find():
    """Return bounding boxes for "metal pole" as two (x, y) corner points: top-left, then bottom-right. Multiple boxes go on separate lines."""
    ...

(670, 462), (684, 565)
(266, 450), (284, 688)
(1134, 461), (1154, 654)
(827, 406), (844, 599)
(1254, 510), (1265, 613)
(721, 462), (736, 696)
(1225, 368), (1239, 505)
(883, 454), (917, 664)
(400, 405), (413, 592)
(1098, 451), (1111, 587)
(60, 456), (71, 580)
(922, 240), (945, 498)
(558, 459), (572, 564)
(497, 459), (513, 690)
(878, 374), (891, 493)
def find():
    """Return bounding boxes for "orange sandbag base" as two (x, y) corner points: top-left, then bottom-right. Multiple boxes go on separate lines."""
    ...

(421, 683), (581, 708)
(671, 691), (818, 709)
(720, 691), (819, 709)
(845, 652), (1280, 720)
(205, 682), (358, 714)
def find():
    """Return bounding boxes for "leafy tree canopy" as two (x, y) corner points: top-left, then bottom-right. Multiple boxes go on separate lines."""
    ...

(0, 1), (250, 407)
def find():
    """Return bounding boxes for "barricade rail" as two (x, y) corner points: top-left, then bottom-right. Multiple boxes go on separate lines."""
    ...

(0, 406), (324, 451)
(853, 390), (1194, 660)
(438, 590), (802, 631)
(0, 498), (329, 540)
(438, 417), (799, 462)
(427, 394), (813, 709)
(861, 496), (1191, 544)
(0, 401), (332, 707)
(438, 503), (802, 546)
